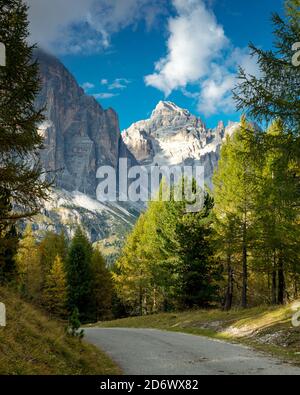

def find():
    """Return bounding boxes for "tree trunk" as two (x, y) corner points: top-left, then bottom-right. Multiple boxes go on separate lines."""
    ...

(294, 277), (298, 300)
(139, 283), (143, 316)
(153, 287), (157, 313)
(241, 217), (248, 308)
(277, 253), (285, 305)
(224, 255), (233, 311)
(242, 242), (248, 308)
(272, 252), (277, 305)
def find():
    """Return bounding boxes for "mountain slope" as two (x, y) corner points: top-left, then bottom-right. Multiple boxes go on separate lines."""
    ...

(0, 286), (121, 375)
(31, 188), (138, 264)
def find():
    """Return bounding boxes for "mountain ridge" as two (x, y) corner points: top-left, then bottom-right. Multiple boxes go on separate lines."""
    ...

(122, 100), (239, 184)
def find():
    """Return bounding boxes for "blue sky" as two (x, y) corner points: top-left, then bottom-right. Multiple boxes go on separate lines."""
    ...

(27, 0), (284, 130)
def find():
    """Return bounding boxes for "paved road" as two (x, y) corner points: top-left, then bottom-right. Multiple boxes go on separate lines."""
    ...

(84, 328), (300, 375)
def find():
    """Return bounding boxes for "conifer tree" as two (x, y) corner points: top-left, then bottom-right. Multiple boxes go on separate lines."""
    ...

(114, 214), (153, 315)
(38, 231), (68, 286)
(15, 224), (42, 300)
(0, 222), (18, 283)
(43, 255), (67, 318)
(213, 119), (259, 308)
(68, 307), (84, 339)
(115, 180), (217, 313)
(140, 193), (183, 312)
(90, 250), (113, 321)
(232, 0), (300, 305)
(0, 0), (51, 224)
(65, 227), (93, 322)
(252, 121), (299, 304)
(176, 193), (220, 308)
(114, 183), (186, 315)
(233, 0), (300, 135)
(0, 188), (18, 283)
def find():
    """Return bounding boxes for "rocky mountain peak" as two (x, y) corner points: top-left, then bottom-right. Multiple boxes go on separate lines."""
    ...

(122, 101), (237, 184)
(151, 101), (190, 117)
(35, 49), (136, 196)
(147, 101), (205, 133)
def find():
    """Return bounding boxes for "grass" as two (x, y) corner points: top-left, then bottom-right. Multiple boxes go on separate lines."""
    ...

(0, 286), (121, 375)
(91, 302), (300, 366)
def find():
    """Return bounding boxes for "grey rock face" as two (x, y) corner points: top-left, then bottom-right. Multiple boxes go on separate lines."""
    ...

(35, 49), (135, 196)
(122, 101), (238, 186)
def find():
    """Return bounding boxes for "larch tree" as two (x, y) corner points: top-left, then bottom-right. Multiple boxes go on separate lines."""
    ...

(114, 214), (153, 316)
(15, 223), (42, 300)
(213, 119), (259, 308)
(253, 120), (299, 304)
(38, 231), (68, 285)
(43, 254), (67, 318)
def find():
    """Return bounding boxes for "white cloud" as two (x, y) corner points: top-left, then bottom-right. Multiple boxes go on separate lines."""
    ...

(81, 82), (95, 91)
(145, 0), (259, 117)
(25, 0), (167, 54)
(196, 66), (236, 115)
(108, 78), (131, 90)
(196, 48), (260, 115)
(25, 0), (94, 52)
(84, 78), (131, 99)
(93, 92), (119, 99)
(145, 0), (227, 96)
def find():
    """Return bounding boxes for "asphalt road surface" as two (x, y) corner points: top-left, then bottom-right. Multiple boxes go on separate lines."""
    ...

(84, 328), (300, 375)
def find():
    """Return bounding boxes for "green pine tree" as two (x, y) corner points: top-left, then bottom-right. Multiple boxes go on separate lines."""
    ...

(0, 223), (18, 284)
(68, 307), (84, 339)
(65, 227), (93, 322)
(233, 0), (300, 135)
(176, 193), (221, 308)
(0, 0), (51, 224)
(0, 188), (18, 283)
